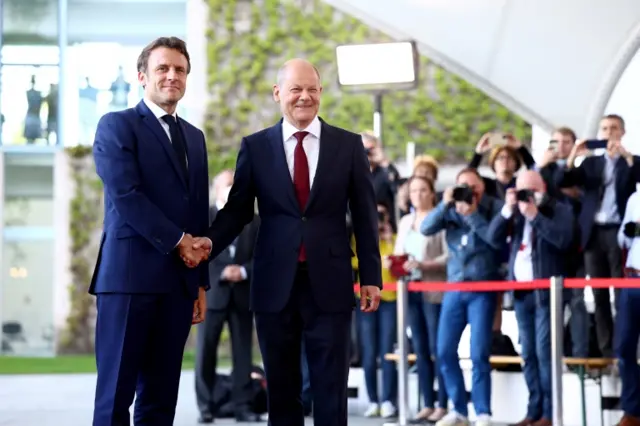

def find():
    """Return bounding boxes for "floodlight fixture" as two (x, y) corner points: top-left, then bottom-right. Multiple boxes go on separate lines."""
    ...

(336, 41), (419, 93)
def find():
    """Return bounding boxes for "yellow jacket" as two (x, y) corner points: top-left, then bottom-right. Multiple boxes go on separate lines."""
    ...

(351, 234), (397, 302)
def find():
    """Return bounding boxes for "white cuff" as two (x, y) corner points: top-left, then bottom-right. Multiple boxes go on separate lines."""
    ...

(501, 205), (514, 219)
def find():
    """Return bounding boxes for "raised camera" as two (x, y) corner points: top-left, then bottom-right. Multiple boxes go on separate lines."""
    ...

(452, 184), (474, 204)
(516, 189), (534, 202)
(377, 211), (385, 222)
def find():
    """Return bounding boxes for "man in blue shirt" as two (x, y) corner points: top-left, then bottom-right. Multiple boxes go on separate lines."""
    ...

(421, 167), (503, 426)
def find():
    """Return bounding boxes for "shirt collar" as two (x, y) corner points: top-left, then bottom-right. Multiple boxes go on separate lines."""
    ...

(144, 97), (177, 121)
(282, 116), (321, 141)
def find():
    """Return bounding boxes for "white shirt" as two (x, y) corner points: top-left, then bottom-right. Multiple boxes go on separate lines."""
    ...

(281, 116), (321, 187)
(618, 191), (640, 270)
(501, 205), (534, 281)
(143, 97), (176, 142)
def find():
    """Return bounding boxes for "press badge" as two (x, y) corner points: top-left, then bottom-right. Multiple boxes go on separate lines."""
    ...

(461, 234), (468, 247)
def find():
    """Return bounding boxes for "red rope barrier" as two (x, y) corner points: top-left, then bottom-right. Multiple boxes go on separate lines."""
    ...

(353, 277), (640, 292)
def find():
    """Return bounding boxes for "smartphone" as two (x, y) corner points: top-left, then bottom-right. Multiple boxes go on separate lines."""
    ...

(548, 139), (558, 151)
(488, 132), (508, 147)
(387, 254), (409, 279)
(585, 139), (608, 150)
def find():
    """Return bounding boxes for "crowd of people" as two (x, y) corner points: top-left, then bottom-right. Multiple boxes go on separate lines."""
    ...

(351, 114), (640, 426)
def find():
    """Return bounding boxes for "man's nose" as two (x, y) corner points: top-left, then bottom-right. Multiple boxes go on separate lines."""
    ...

(166, 68), (177, 80)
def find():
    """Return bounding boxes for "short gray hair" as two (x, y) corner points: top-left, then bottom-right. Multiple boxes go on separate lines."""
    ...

(275, 62), (321, 86)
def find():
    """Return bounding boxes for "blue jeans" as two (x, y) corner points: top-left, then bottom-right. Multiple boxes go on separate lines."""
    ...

(563, 288), (589, 357)
(437, 291), (496, 417)
(614, 286), (640, 417)
(514, 291), (552, 420)
(356, 300), (397, 404)
(408, 293), (447, 409)
(301, 340), (312, 411)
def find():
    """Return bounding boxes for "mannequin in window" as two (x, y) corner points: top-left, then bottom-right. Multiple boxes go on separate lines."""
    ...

(46, 83), (58, 145)
(79, 77), (99, 144)
(24, 75), (43, 144)
(109, 66), (130, 111)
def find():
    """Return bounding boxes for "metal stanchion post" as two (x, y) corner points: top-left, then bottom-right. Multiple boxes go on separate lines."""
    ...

(385, 277), (409, 426)
(550, 276), (564, 426)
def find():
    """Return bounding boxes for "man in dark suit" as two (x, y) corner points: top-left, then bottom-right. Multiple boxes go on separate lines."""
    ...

(559, 114), (640, 357)
(195, 170), (261, 423)
(90, 37), (211, 426)
(192, 58), (383, 426)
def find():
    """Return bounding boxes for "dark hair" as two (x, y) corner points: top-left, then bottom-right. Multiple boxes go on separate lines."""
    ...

(407, 175), (435, 194)
(137, 37), (191, 74)
(456, 167), (483, 182)
(553, 126), (577, 142)
(602, 114), (625, 130)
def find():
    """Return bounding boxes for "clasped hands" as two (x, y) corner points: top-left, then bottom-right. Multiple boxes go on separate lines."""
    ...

(178, 233), (212, 268)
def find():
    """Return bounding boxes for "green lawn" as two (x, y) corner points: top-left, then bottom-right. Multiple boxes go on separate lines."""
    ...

(0, 351), (211, 375)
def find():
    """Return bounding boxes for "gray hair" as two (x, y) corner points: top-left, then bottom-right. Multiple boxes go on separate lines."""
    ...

(275, 60), (322, 86)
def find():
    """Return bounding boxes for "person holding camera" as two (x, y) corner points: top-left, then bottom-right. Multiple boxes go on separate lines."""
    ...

(560, 114), (640, 358)
(487, 170), (575, 426)
(616, 190), (640, 426)
(420, 168), (503, 426)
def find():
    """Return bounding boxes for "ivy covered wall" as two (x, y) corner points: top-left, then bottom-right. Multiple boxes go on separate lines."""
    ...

(59, 146), (103, 354)
(204, 0), (531, 173)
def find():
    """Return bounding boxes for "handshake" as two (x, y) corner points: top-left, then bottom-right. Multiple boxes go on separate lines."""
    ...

(177, 233), (212, 268)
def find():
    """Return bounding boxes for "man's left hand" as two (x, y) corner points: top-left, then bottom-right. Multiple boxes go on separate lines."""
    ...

(360, 285), (381, 313)
(192, 287), (206, 324)
(518, 200), (538, 220)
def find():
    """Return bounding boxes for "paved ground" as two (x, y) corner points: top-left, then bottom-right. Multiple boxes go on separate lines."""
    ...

(0, 371), (387, 426)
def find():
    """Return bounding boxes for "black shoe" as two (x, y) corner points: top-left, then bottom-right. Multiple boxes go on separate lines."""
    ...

(235, 410), (263, 422)
(198, 413), (214, 423)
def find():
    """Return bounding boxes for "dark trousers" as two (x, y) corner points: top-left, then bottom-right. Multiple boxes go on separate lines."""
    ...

(514, 291), (552, 421)
(614, 284), (640, 417)
(195, 305), (254, 417)
(408, 293), (447, 409)
(92, 292), (193, 426)
(356, 299), (397, 404)
(583, 225), (623, 357)
(255, 265), (352, 426)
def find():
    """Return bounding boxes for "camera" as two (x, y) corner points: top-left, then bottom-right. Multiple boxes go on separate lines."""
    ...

(377, 211), (386, 222)
(516, 189), (534, 202)
(624, 222), (640, 238)
(452, 184), (474, 204)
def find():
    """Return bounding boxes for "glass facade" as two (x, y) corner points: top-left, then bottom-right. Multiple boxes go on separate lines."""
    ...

(1, 0), (60, 356)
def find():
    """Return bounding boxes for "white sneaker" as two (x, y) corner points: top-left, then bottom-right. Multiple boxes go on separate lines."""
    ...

(475, 414), (492, 426)
(380, 401), (397, 418)
(435, 411), (470, 426)
(363, 403), (379, 417)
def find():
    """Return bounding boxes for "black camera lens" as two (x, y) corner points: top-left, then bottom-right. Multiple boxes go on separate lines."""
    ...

(452, 184), (474, 204)
(516, 189), (534, 202)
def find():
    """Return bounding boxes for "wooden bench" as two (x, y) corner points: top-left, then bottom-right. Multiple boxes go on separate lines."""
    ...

(384, 353), (615, 426)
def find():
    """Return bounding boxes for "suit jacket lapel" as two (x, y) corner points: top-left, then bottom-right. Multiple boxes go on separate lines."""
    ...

(268, 122), (299, 211)
(179, 118), (198, 189)
(305, 119), (337, 212)
(136, 101), (188, 189)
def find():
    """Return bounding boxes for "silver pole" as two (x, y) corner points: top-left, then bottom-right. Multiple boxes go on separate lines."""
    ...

(550, 276), (564, 426)
(385, 278), (409, 426)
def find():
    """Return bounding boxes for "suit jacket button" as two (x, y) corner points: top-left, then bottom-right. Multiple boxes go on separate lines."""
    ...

(302, 216), (307, 221)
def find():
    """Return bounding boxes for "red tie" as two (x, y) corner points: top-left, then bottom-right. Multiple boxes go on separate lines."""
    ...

(293, 131), (310, 261)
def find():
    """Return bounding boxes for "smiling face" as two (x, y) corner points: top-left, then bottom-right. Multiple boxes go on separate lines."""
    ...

(138, 46), (188, 114)
(273, 59), (322, 129)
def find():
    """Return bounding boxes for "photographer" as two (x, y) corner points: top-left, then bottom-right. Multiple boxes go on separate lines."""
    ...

(615, 191), (640, 426)
(488, 171), (574, 426)
(420, 168), (503, 426)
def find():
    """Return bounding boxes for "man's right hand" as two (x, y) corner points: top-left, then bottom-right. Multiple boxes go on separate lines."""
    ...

(443, 187), (454, 204)
(475, 133), (492, 155)
(505, 187), (517, 208)
(178, 234), (210, 268)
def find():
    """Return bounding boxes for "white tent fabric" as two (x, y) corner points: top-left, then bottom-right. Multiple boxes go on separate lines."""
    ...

(321, 0), (640, 136)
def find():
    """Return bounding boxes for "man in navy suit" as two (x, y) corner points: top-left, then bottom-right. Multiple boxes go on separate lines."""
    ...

(192, 58), (383, 426)
(91, 37), (211, 426)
